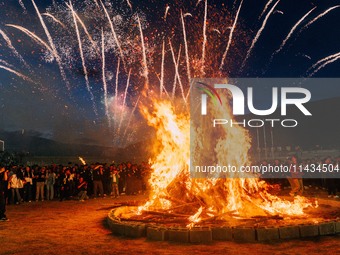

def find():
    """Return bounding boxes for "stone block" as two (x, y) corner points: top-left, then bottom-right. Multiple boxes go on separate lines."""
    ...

(212, 227), (233, 241)
(299, 224), (319, 237)
(168, 228), (189, 243)
(232, 227), (256, 242)
(124, 224), (146, 238)
(146, 227), (167, 241)
(279, 226), (300, 239)
(189, 228), (212, 243)
(335, 221), (340, 234)
(256, 227), (279, 242)
(319, 222), (335, 236)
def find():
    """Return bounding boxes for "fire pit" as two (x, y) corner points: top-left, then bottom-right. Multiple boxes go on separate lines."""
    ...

(107, 198), (340, 243)
(106, 100), (339, 243)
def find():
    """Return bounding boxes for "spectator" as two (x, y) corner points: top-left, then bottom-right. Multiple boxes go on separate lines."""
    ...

(35, 167), (46, 202)
(111, 167), (120, 198)
(23, 166), (33, 202)
(92, 165), (104, 198)
(288, 155), (303, 196)
(59, 168), (72, 201)
(77, 177), (88, 202)
(0, 165), (9, 221)
(9, 167), (23, 205)
(46, 168), (56, 200)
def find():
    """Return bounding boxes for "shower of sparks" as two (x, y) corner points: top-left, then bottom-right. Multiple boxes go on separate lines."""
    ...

(0, 0), (339, 148)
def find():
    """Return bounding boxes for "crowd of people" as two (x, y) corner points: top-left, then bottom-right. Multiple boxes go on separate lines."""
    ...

(1, 155), (339, 222)
(0, 161), (151, 206)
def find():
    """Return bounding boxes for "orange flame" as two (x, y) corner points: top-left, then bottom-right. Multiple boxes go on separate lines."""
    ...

(137, 97), (315, 226)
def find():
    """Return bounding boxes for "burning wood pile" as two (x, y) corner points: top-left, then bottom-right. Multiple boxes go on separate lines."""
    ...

(115, 99), (318, 228)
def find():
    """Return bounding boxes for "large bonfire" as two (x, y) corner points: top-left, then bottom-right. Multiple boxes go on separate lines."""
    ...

(136, 94), (315, 227)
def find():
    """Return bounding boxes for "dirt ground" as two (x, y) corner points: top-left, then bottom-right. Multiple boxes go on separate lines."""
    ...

(0, 193), (339, 255)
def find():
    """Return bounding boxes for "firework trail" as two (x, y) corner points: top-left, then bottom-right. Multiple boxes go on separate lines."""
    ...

(42, 13), (66, 28)
(0, 29), (30, 70)
(69, 0), (97, 115)
(122, 96), (140, 143)
(259, 0), (274, 20)
(100, 0), (127, 71)
(114, 58), (120, 123)
(274, 10), (284, 15)
(170, 43), (181, 100)
(137, 14), (150, 91)
(101, 29), (110, 126)
(6, 24), (52, 53)
(92, 0), (100, 8)
(31, 0), (70, 90)
(181, 11), (191, 84)
(0, 59), (14, 68)
(301, 5), (340, 31)
(65, 3), (99, 55)
(0, 64), (32, 82)
(164, 5), (170, 21)
(160, 40), (165, 97)
(308, 54), (340, 77)
(169, 41), (186, 103)
(273, 7), (316, 56)
(118, 68), (131, 135)
(220, 0), (243, 70)
(306, 52), (340, 74)
(241, 0), (280, 71)
(18, 0), (26, 11)
(126, 0), (133, 10)
(200, 0), (208, 76)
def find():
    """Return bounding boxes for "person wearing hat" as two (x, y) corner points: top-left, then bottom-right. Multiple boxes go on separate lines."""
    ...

(0, 165), (9, 221)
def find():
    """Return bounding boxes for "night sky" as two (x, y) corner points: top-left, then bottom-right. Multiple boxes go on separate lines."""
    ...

(0, 0), (339, 147)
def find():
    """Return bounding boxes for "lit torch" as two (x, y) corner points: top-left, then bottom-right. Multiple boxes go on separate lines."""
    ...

(78, 156), (86, 165)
